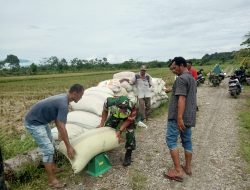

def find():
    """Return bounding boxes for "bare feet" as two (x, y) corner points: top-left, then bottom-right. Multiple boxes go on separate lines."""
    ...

(48, 179), (66, 189)
(181, 165), (192, 176)
(53, 167), (64, 174)
(163, 168), (184, 182)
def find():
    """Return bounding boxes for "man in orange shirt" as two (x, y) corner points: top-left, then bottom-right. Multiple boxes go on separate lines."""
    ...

(187, 61), (198, 80)
(187, 61), (199, 111)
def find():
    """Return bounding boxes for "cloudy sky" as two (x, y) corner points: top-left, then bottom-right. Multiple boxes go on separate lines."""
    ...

(0, 0), (250, 64)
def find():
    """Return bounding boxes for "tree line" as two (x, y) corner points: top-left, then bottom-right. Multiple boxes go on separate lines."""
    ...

(0, 52), (237, 76)
(1, 32), (249, 76)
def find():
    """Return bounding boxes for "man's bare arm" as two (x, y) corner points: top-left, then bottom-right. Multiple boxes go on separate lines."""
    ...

(177, 95), (186, 132)
(55, 120), (75, 159)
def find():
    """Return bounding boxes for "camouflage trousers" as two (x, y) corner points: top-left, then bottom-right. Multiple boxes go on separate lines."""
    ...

(105, 115), (136, 150)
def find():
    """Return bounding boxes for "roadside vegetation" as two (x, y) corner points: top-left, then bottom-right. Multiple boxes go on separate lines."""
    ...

(238, 85), (250, 173)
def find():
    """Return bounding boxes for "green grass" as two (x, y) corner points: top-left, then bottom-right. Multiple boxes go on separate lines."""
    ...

(238, 85), (250, 173)
(150, 100), (169, 118)
(0, 131), (37, 159)
(9, 152), (82, 190)
(129, 169), (148, 190)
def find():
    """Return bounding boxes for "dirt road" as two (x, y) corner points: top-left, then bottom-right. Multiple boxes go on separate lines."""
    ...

(67, 76), (250, 190)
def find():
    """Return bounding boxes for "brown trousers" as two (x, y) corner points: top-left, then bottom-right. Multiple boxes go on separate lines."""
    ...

(138, 97), (151, 121)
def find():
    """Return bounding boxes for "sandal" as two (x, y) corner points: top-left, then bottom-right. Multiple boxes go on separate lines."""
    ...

(163, 169), (183, 182)
(181, 165), (192, 176)
(48, 181), (66, 189)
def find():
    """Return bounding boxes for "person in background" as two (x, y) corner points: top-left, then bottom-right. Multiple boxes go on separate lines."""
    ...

(97, 96), (137, 167)
(212, 64), (223, 75)
(130, 65), (154, 122)
(187, 60), (199, 111)
(165, 61), (178, 93)
(164, 57), (197, 182)
(24, 84), (84, 189)
(187, 60), (198, 80)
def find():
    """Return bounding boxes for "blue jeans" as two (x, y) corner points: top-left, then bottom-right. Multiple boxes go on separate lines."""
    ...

(166, 120), (192, 152)
(25, 122), (54, 163)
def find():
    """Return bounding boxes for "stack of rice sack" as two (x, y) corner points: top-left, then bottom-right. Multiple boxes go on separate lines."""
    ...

(98, 71), (168, 108)
(52, 71), (168, 173)
(51, 87), (119, 173)
(151, 78), (168, 108)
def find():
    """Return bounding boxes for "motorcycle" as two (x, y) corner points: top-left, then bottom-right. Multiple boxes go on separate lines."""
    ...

(209, 72), (226, 87)
(197, 69), (205, 86)
(234, 69), (246, 84)
(209, 74), (221, 87)
(228, 75), (241, 98)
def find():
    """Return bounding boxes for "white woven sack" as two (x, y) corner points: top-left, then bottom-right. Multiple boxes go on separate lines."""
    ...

(120, 81), (133, 92)
(106, 79), (121, 93)
(85, 86), (114, 96)
(152, 78), (165, 94)
(70, 95), (105, 116)
(113, 71), (135, 81)
(151, 99), (168, 109)
(58, 127), (119, 173)
(97, 80), (108, 87)
(67, 111), (101, 129)
(114, 87), (128, 97)
(51, 123), (87, 141)
(151, 96), (157, 105)
(84, 90), (112, 101)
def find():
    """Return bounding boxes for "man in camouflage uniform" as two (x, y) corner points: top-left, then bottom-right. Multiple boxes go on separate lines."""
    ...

(98, 96), (137, 167)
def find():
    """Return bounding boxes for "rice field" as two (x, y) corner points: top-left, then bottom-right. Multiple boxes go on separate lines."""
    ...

(0, 68), (175, 158)
(0, 65), (220, 159)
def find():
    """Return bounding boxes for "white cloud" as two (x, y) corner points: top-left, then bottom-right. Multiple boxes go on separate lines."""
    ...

(0, 0), (249, 63)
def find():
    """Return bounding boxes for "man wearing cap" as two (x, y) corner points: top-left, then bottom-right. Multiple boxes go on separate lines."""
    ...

(97, 96), (137, 167)
(130, 65), (154, 122)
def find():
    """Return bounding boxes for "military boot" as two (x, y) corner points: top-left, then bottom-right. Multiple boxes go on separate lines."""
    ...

(123, 149), (132, 167)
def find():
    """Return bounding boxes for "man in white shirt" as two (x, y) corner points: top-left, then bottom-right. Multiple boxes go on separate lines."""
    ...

(130, 65), (154, 122)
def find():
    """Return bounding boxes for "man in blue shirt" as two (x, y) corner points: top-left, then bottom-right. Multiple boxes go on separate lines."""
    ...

(24, 84), (84, 189)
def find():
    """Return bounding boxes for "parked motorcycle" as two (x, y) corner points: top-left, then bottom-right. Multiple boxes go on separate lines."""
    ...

(208, 72), (226, 87)
(197, 69), (205, 86)
(228, 75), (241, 98)
(234, 68), (246, 84)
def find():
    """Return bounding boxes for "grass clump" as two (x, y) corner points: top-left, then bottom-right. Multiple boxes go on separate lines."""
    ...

(129, 169), (148, 190)
(0, 131), (37, 160)
(238, 85), (250, 173)
(150, 100), (169, 118)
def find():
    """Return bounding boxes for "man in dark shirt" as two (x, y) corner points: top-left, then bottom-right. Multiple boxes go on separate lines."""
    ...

(24, 84), (84, 188)
(164, 57), (197, 182)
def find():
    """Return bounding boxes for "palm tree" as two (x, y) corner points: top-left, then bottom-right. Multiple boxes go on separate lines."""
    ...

(241, 32), (250, 47)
